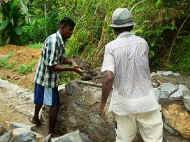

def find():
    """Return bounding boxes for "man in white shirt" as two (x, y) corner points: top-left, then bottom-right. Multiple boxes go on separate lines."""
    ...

(100, 8), (163, 142)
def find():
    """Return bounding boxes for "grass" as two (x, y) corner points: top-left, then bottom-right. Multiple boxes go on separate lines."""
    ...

(0, 52), (16, 69)
(27, 43), (43, 49)
(0, 51), (36, 75)
(17, 61), (36, 75)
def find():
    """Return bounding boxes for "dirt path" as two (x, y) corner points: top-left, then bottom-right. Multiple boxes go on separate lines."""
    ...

(0, 98), (31, 127)
(0, 79), (32, 127)
(0, 79), (49, 136)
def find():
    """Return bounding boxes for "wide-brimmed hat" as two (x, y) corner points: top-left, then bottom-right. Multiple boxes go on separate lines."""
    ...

(110, 8), (135, 28)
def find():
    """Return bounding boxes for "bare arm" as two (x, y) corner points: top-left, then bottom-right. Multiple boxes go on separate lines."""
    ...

(100, 71), (114, 112)
(48, 64), (82, 75)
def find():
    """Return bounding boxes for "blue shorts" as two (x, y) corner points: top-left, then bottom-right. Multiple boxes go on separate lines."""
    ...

(34, 83), (59, 106)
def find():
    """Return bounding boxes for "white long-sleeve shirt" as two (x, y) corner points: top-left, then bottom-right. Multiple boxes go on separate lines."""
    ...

(101, 32), (160, 115)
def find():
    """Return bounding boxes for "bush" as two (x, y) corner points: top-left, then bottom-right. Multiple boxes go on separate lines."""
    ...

(21, 15), (58, 44)
(17, 62), (36, 74)
(171, 35), (190, 74)
(27, 43), (43, 49)
(0, 52), (15, 69)
(0, 0), (28, 45)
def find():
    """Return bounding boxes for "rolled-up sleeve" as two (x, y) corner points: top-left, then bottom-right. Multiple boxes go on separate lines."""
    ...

(43, 37), (58, 66)
(101, 45), (115, 74)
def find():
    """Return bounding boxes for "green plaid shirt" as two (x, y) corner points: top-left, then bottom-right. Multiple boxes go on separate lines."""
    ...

(34, 31), (65, 88)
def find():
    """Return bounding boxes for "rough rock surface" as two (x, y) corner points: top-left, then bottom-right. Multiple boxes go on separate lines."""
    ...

(1, 71), (190, 142)
(0, 131), (11, 142)
(51, 130), (92, 142)
(152, 71), (190, 142)
(42, 80), (115, 142)
(0, 123), (44, 142)
(162, 103), (190, 139)
(40, 71), (190, 142)
(0, 79), (34, 117)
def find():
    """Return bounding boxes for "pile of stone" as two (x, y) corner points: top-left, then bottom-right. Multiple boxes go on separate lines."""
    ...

(151, 71), (190, 142)
(41, 80), (115, 142)
(42, 70), (190, 142)
(51, 130), (92, 142)
(0, 122), (43, 142)
(0, 122), (93, 142)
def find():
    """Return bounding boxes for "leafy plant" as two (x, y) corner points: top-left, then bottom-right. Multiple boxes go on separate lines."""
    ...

(0, 52), (15, 69)
(27, 42), (42, 49)
(0, 0), (29, 45)
(1, 0), (190, 75)
(171, 35), (190, 74)
(17, 61), (36, 74)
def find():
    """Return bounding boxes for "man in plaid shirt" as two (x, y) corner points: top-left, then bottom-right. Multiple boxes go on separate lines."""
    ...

(32, 17), (82, 136)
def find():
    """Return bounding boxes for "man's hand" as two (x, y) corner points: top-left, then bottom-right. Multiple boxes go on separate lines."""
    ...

(73, 66), (84, 75)
(48, 64), (84, 74)
(71, 59), (84, 74)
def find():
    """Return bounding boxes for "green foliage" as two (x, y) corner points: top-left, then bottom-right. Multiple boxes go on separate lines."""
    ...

(0, 51), (36, 74)
(171, 35), (190, 74)
(59, 72), (80, 84)
(27, 43), (42, 49)
(18, 0), (59, 44)
(1, 0), (190, 74)
(0, 52), (15, 69)
(0, 0), (29, 45)
(20, 12), (58, 44)
(132, 0), (190, 69)
(17, 61), (36, 74)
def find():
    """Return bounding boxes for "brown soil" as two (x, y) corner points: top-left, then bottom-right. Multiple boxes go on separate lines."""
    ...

(0, 44), (41, 89)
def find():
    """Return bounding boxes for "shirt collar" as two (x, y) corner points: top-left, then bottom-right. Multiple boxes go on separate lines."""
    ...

(117, 31), (133, 39)
(56, 31), (64, 45)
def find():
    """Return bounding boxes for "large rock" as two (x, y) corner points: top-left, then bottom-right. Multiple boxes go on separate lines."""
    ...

(11, 128), (43, 142)
(152, 71), (180, 77)
(51, 130), (92, 142)
(11, 128), (36, 142)
(0, 125), (44, 142)
(41, 71), (190, 141)
(157, 83), (178, 99)
(0, 125), (5, 135)
(151, 71), (190, 89)
(164, 131), (189, 142)
(6, 122), (34, 130)
(182, 86), (190, 111)
(162, 103), (190, 139)
(42, 80), (115, 142)
(150, 71), (190, 141)
(0, 79), (34, 117)
(0, 131), (11, 142)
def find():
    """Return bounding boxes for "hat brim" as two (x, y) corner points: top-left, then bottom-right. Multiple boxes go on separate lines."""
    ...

(110, 22), (135, 28)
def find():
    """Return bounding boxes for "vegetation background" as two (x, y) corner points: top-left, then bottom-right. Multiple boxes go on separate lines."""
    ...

(0, 0), (190, 75)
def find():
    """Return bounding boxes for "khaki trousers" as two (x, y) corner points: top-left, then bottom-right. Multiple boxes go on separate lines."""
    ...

(115, 109), (163, 142)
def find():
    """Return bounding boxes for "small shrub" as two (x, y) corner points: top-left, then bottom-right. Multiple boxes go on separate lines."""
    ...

(17, 62), (36, 75)
(0, 52), (15, 69)
(27, 43), (43, 49)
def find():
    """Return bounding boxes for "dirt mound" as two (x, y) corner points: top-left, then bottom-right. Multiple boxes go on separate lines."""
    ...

(0, 44), (40, 65)
(0, 44), (41, 89)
